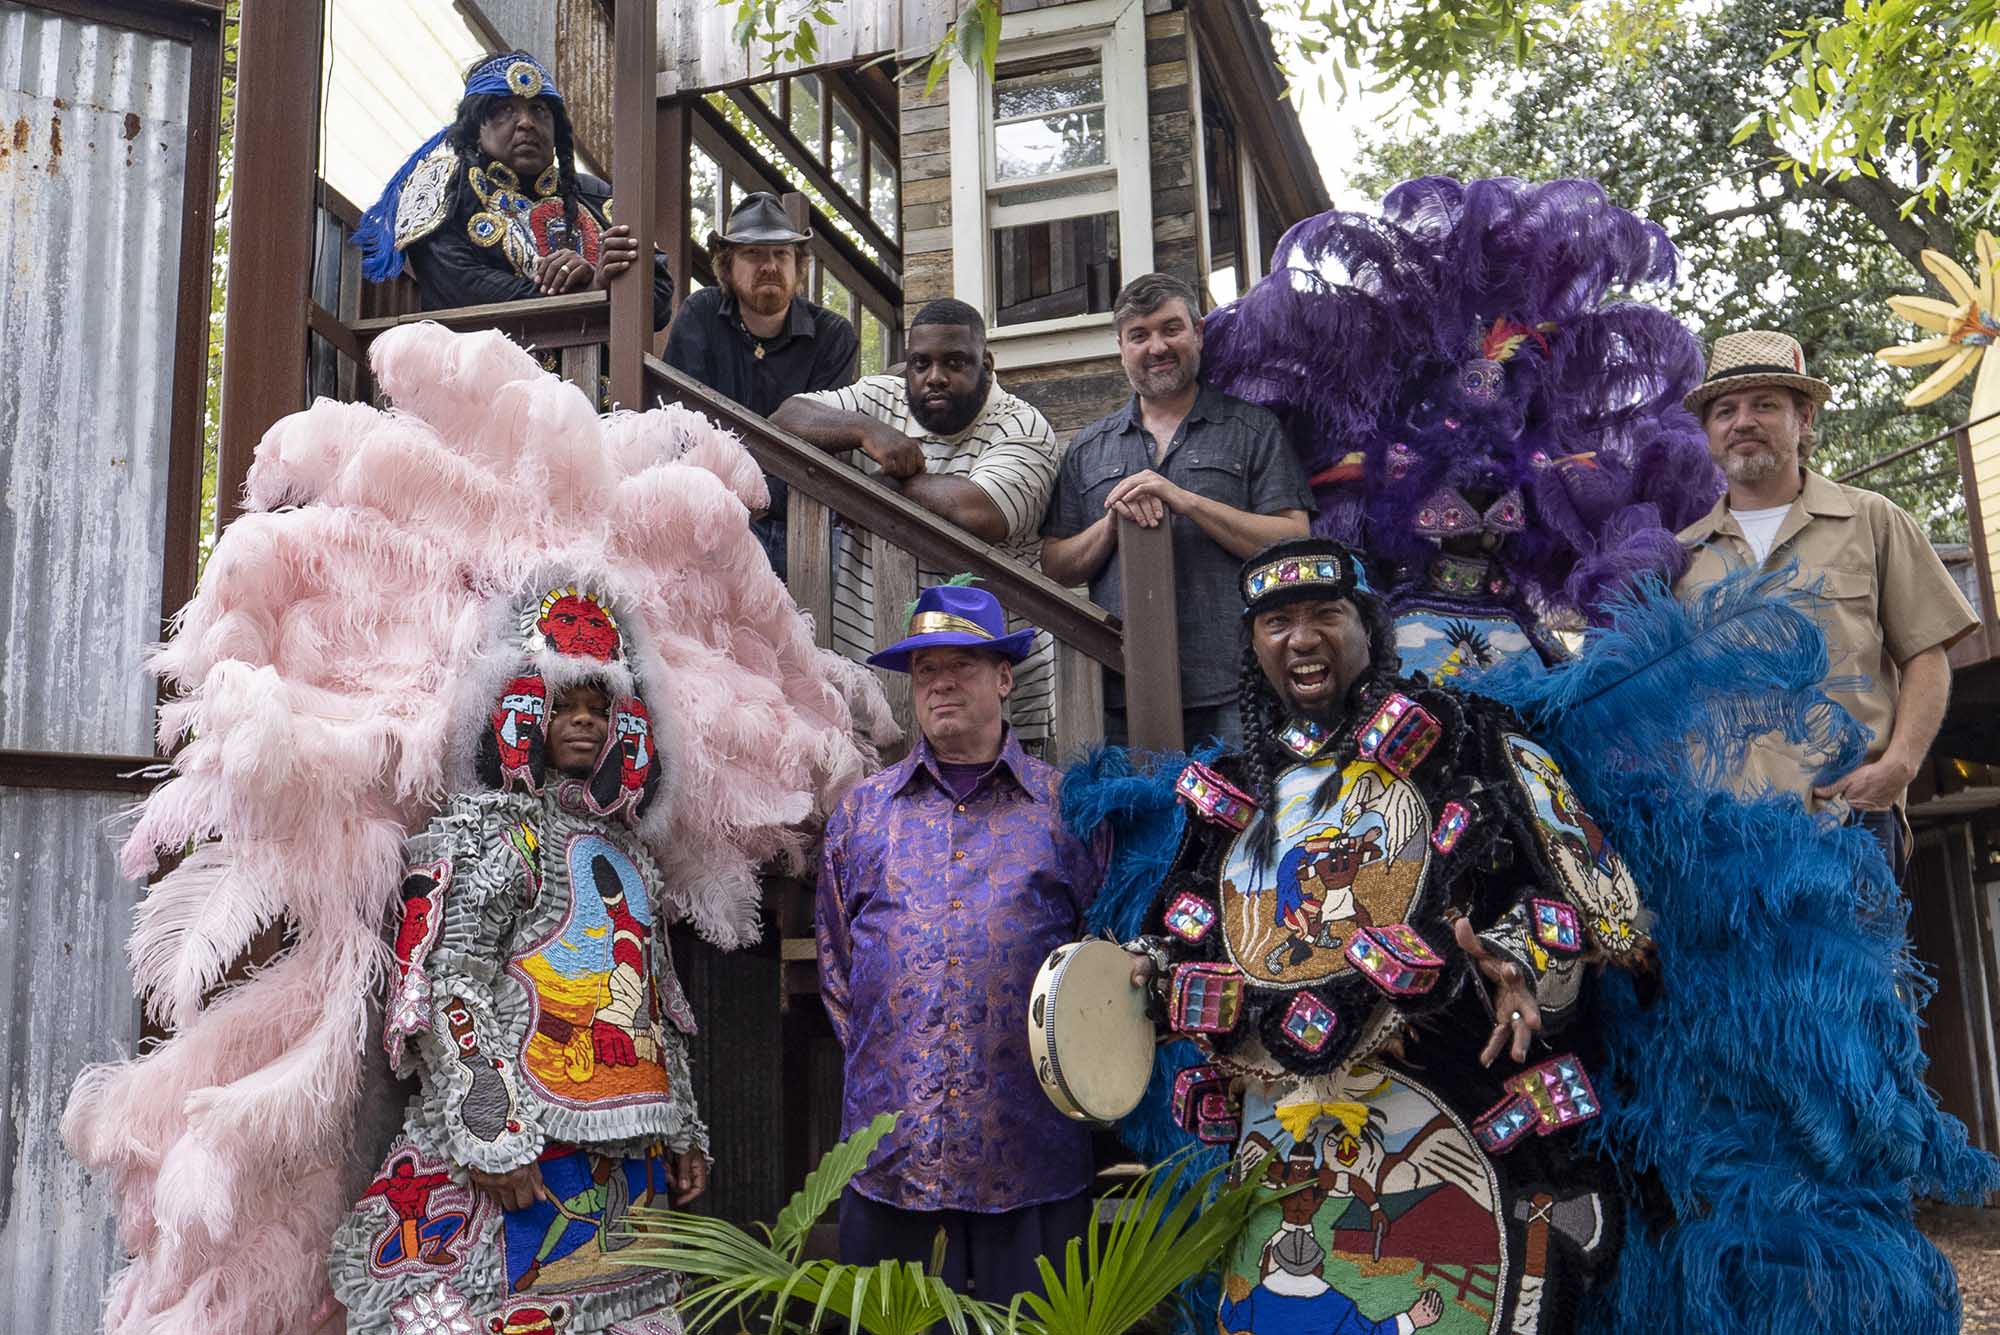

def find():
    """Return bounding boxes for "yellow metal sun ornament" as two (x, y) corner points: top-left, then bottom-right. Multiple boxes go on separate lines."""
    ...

(1878, 229), (2000, 622)
(1876, 231), (2000, 406)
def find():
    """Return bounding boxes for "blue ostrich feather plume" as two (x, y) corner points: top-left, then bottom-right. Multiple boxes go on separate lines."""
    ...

(1062, 744), (1231, 1335)
(1062, 742), (1219, 941)
(1466, 569), (1998, 1335)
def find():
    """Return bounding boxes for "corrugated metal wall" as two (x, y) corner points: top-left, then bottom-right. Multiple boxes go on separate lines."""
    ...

(0, 790), (145, 1333)
(0, 3), (192, 1328)
(0, 2), (186, 754)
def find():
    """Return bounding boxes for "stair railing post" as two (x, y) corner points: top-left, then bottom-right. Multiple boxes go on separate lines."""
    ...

(1117, 517), (1183, 753)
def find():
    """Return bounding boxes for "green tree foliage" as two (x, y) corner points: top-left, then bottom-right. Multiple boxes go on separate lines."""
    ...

(1764, 0), (2000, 213)
(1258, 0), (2000, 215)
(200, 0), (240, 568)
(729, 1), (842, 70)
(1341, 0), (1974, 539)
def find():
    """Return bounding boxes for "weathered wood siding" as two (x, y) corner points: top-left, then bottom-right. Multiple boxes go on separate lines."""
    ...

(651, 0), (955, 96)
(556, 0), (615, 171)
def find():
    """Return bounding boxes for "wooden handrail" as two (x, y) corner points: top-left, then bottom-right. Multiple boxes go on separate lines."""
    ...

(643, 355), (1124, 668)
(349, 290), (612, 348)
(1835, 407), (2000, 484)
(336, 297), (1124, 671)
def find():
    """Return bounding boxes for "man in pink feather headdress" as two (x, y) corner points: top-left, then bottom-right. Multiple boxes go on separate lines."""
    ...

(61, 324), (893, 1335)
(326, 589), (707, 1333)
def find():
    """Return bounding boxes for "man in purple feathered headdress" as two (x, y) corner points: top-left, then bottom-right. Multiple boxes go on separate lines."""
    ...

(1198, 177), (1723, 688)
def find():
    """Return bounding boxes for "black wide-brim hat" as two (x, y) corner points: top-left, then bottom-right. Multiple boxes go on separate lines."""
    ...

(707, 190), (813, 250)
(1239, 536), (1373, 617)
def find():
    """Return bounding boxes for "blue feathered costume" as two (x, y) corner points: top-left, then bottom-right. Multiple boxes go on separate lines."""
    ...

(1065, 176), (1995, 1334)
(1066, 567), (1995, 1334)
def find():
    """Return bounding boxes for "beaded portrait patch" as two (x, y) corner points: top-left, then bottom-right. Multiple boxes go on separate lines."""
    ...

(1219, 758), (1431, 988)
(511, 833), (669, 1111)
(1227, 1065), (1507, 1335)
(1394, 610), (1539, 684)
(1501, 735), (1644, 959)
(357, 1140), (488, 1281)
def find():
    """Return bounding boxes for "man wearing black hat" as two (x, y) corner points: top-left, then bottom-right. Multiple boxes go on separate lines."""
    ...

(357, 51), (672, 330)
(664, 192), (859, 577)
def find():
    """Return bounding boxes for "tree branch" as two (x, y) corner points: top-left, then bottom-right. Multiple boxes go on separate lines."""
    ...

(1743, 130), (1949, 269)
(1700, 195), (1789, 228)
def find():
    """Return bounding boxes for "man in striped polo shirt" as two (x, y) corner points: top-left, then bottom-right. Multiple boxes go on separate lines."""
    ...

(773, 299), (1063, 747)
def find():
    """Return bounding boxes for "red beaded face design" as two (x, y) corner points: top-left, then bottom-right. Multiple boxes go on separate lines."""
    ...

(537, 591), (620, 660)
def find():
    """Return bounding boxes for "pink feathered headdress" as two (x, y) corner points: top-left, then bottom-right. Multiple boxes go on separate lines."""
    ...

(62, 324), (895, 1335)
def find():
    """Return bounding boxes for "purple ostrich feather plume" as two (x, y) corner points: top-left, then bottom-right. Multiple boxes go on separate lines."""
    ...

(1201, 176), (1722, 621)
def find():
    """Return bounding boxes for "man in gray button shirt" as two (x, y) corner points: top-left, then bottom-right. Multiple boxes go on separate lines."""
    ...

(1041, 273), (1312, 748)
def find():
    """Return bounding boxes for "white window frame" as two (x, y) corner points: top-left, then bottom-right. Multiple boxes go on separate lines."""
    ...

(1190, 41), (1265, 309)
(949, 0), (1153, 369)
(1239, 138), (1266, 285)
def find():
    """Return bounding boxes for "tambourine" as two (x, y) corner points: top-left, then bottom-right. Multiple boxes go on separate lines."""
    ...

(1028, 939), (1156, 1123)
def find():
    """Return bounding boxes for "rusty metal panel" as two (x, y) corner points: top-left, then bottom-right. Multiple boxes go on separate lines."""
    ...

(0, 2), (191, 756)
(0, 786), (144, 1334)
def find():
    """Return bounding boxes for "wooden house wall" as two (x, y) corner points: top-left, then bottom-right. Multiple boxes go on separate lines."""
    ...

(556, 0), (615, 172)
(901, 6), (1203, 442)
(1908, 813), (2000, 1165)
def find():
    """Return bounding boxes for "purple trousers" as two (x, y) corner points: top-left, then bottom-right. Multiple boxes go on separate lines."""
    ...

(836, 1187), (1094, 1306)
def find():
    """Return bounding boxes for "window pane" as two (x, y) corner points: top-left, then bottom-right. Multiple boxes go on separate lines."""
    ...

(991, 212), (1120, 328)
(748, 79), (777, 112)
(789, 72), (823, 156)
(870, 143), (899, 236)
(822, 270), (853, 325)
(689, 147), (719, 248)
(859, 310), (887, 377)
(993, 54), (1102, 120)
(1202, 97), (1241, 268)
(994, 107), (1106, 180)
(831, 100), (862, 200)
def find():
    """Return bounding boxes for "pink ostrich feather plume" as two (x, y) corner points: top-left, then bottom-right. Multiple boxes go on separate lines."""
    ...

(65, 323), (894, 1335)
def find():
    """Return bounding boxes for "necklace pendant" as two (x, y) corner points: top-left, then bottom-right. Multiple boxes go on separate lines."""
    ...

(753, 344), (766, 360)
(1277, 719), (1331, 759)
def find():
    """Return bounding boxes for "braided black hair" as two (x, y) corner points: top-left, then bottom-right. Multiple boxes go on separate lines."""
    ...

(1235, 585), (1403, 870)
(446, 51), (583, 257)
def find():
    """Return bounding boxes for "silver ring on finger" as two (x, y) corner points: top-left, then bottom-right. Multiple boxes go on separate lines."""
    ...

(1508, 1010), (1522, 1024)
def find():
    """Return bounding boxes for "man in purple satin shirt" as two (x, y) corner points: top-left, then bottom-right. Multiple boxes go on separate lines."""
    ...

(816, 582), (1101, 1304)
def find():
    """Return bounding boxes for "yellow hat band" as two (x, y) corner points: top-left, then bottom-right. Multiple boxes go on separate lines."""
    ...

(907, 612), (993, 640)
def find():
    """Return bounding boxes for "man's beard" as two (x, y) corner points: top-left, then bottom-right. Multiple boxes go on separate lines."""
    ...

(912, 369), (991, 434)
(731, 273), (792, 318)
(1722, 440), (1782, 483)
(1130, 354), (1196, 399)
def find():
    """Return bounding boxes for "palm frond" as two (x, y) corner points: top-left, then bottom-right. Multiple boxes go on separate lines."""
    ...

(1019, 1156), (1285, 1335)
(771, 1110), (901, 1258)
(626, 1128), (1286, 1335)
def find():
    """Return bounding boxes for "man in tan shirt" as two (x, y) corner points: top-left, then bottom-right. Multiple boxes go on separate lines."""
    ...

(1675, 330), (1978, 871)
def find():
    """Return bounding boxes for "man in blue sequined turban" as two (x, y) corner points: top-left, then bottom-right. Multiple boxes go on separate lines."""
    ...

(354, 50), (672, 328)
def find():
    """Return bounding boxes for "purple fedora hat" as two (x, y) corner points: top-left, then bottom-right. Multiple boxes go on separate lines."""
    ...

(866, 582), (1037, 673)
